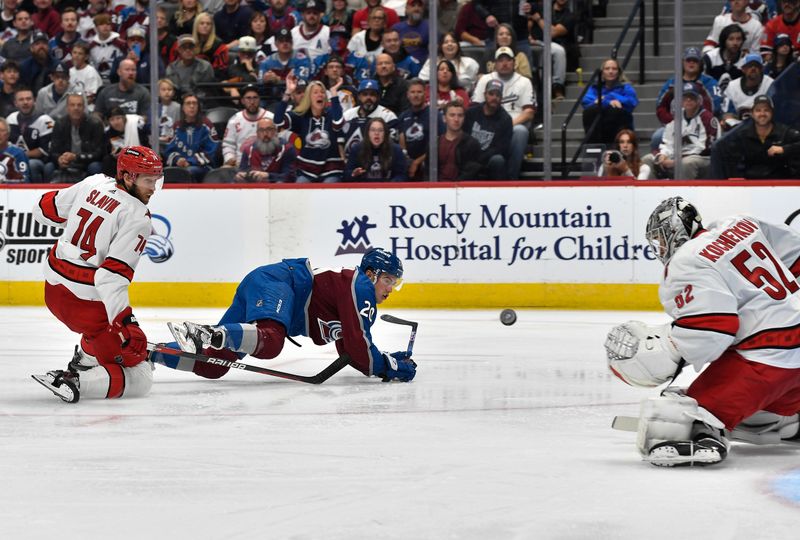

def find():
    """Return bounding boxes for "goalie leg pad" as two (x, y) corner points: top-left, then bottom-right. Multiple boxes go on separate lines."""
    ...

(728, 412), (800, 445)
(637, 395), (729, 466)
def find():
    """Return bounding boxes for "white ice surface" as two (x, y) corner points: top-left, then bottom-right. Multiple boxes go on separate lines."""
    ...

(1, 307), (799, 540)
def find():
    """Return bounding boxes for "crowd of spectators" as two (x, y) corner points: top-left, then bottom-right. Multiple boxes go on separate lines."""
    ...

(0, 0), (797, 183)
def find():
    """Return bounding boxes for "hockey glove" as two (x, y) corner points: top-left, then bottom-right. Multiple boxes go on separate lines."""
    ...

(377, 350), (417, 382)
(110, 307), (148, 365)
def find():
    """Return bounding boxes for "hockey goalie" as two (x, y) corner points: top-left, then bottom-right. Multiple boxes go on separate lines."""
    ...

(605, 196), (800, 467)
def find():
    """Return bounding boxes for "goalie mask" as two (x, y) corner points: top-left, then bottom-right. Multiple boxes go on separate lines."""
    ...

(646, 197), (702, 265)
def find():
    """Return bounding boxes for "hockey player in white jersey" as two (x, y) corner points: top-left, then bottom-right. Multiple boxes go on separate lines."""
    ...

(605, 197), (800, 466)
(31, 146), (163, 403)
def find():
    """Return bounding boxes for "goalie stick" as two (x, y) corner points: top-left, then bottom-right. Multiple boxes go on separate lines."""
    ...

(380, 314), (418, 357)
(148, 343), (350, 384)
(611, 415), (640, 432)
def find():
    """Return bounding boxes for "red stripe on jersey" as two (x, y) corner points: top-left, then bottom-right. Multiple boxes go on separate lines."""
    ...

(738, 324), (800, 351)
(39, 191), (66, 223)
(100, 257), (134, 281)
(104, 363), (125, 399)
(48, 248), (96, 286)
(789, 257), (800, 278)
(674, 313), (739, 336)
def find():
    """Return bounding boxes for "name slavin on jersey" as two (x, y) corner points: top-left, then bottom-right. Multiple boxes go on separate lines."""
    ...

(0, 205), (64, 265)
(698, 218), (758, 263)
(86, 190), (121, 213)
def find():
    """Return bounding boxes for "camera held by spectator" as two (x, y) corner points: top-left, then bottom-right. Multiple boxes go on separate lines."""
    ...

(602, 149), (631, 176)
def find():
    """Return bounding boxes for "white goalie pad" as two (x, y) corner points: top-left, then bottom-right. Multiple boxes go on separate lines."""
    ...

(605, 321), (682, 388)
(636, 395), (727, 458)
(728, 411), (800, 445)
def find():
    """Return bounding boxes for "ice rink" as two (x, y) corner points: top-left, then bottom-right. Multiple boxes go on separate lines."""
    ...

(2, 306), (799, 539)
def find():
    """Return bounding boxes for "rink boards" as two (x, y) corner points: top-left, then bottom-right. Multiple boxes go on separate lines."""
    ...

(2, 181), (800, 309)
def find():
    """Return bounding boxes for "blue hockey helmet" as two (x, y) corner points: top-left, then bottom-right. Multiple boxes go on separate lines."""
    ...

(360, 247), (404, 288)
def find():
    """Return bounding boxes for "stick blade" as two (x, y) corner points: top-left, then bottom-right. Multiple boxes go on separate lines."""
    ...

(612, 415), (640, 432)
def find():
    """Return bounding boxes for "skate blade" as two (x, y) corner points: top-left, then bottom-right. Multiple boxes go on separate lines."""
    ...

(167, 322), (197, 353)
(31, 374), (78, 403)
(645, 448), (723, 467)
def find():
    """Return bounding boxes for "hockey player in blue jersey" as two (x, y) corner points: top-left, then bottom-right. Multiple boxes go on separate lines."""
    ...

(158, 248), (416, 382)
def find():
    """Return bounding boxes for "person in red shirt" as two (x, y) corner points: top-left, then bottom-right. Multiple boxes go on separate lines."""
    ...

(352, 0), (399, 36)
(760, 0), (800, 61)
(32, 0), (61, 37)
(438, 99), (481, 181)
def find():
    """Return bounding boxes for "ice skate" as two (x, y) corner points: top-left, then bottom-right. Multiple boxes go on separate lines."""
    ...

(645, 436), (728, 467)
(168, 321), (226, 353)
(31, 370), (80, 404)
(67, 345), (98, 372)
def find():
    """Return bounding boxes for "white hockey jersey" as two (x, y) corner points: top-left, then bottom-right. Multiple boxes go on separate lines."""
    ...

(222, 108), (274, 166)
(661, 216), (800, 371)
(722, 74), (774, 117)
(703, 13), (764, 54)
(291, 24), (331, 63)
(32, 174), (152, 322)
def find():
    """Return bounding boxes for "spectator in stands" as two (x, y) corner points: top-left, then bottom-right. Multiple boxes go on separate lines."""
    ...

(88, 13), (125, 83)
(643, 82), (718, 179)
(485, 23), (533, 81)
(157, 6), (177, 66)
(765, 33), (795, 77)
(398, 78), (440, 181)
(32, 0), (60, 38)
(236, 117), (297, 183)
(49, 8), (80, 66)
(69, 43), (102, 105)
(222, 84), (273, 167)
(324, 0), (355, 37)
(0, 61), (21, 117)
(49, 92), (104, 182)
(316, 55), (358, 111)
(438, 99), (481, 181)
(344, 117), (407, 181)
(704, 0), (764, 55)
(721, 53), (774, 122)
(0, 0), (18, 39)
(380, 28), (422, 79)
(94, 58), (151, 119)
(265, 0), (301, 36)
(472, 47), (537, 179)
(20, 31), (57, 94)
(348, 5), (386, 62)
(158, 78), (181, 146)
(721, 0), (777, 24)
(376, 53), (409, 115)
(117, 0), (149, 40)
(292, 0), (331, 63)
(702, 24), (747, 85)
(596, 129), (651, 179)
(527, 0), (579, 100)
(248, 11), (273, 63)
(224, 36), (260, 99)
(166, 34), (216, 98)
(35, 62), (72, 119)
(427, 59), (471, 109)
(714, 94), (800, 178)
(7, 86), (53, 182)
(260, 27), (313, 96)
(760, 0), (800, 62)
(170, 0), (203, 38)
(464, 79), (513, 180)
(455, 0), (491, 47)
(77, 0), (111, 41)
(193, 13), (230, 81)
(419, 31), (480, 93)
(438, 0), (461, 37)
(341, 78), (399, 155)
(352, 0), (399, 35)
(393, 0), (429, 64)
(109, 25), (165, 85)
(102, 106), (147, 175)
(1, 10), (34, 63)
(274, 73), (346, 182)
(0, 118), (31, 183)
(214, 0), (253, 44)
(164, 93), (220, 182)
(581, 57), (639, 146)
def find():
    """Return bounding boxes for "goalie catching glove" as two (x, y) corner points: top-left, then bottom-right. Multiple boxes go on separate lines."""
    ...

(605, 321), (682, 387)
(375, 351), (417, 382)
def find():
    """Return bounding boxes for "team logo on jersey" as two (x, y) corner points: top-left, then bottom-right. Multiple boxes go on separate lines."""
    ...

(317, 318), (342, 343)
(144, 214), (175, 263)
(305, 128), (332, 149)
(335, 215), (376, 255)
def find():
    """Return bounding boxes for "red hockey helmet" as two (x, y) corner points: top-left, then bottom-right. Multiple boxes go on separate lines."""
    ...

(117, 146), (163, 182)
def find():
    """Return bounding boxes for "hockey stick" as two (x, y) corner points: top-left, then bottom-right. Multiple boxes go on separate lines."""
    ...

(380, 314), (418, 357)
(148, 343), (350, 384)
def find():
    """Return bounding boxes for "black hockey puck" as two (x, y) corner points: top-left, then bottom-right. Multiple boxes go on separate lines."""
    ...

(500, 309), (517, 326)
